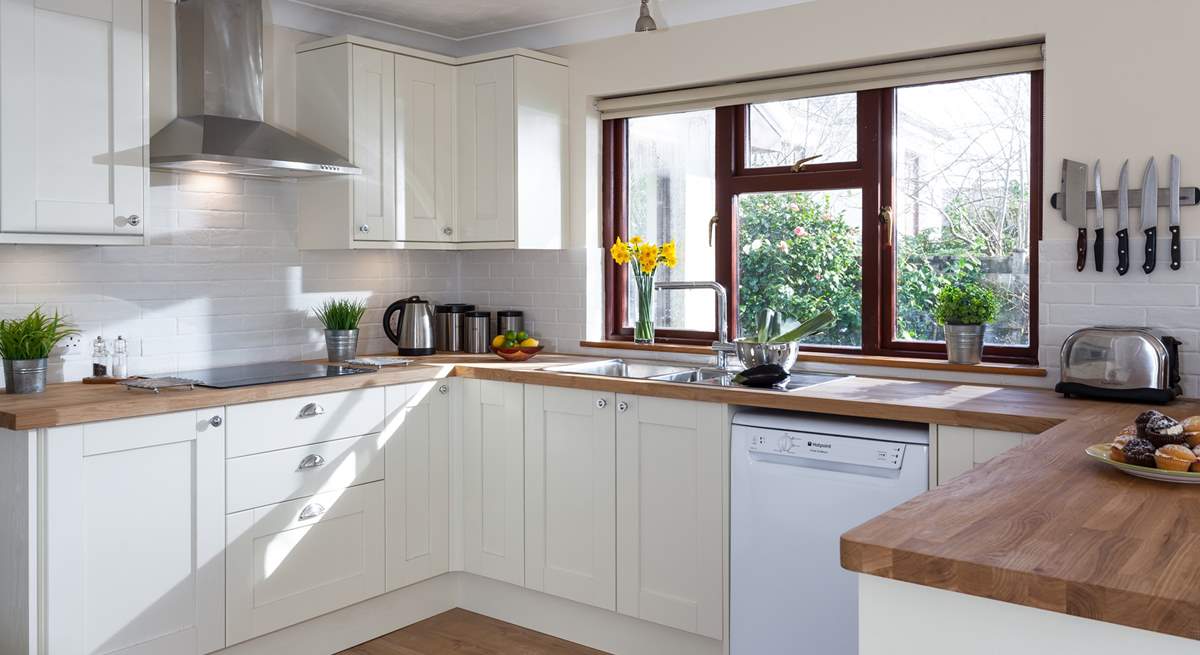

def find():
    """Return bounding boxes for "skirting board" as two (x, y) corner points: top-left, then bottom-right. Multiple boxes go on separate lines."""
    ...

(859, 575), (1197, 655)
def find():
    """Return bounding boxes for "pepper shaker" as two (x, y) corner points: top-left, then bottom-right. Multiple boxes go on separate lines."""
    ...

(91, 337), (110, 378)
(112, 336), (128, 379)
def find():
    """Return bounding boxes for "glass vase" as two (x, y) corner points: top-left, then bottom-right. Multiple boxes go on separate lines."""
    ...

(633, 273), (656, 344)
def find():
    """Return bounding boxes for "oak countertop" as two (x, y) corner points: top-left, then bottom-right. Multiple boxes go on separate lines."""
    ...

(0, 353), (1090, 432)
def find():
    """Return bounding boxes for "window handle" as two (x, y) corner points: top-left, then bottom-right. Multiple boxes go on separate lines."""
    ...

(708, 215), (719, 247)
(790, 154), (822, 172)
(880, 205), (894, 247)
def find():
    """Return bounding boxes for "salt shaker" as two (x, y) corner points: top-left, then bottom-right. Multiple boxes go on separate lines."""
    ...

(91, 337), (110, 378)
(112, 336), (128, 379)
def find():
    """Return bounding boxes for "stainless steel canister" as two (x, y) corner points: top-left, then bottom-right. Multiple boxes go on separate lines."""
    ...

(435, 304), (474, 352)
(497, 310), (524, 336)
(465, 311), (492, 354)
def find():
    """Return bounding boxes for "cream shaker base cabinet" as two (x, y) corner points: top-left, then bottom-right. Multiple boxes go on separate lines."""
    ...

(461, 379), (526, 586)
(524, 385), (617, 611)
(0, 0), (147, 245)
(43, 410), (226, 655)
(934, 426), (1037, 486)
(616, 395), (724, 640)
(225, 481), (387, 646)
(385, 381), (451, 591)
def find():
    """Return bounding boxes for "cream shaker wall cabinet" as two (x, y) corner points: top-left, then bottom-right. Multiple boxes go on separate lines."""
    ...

(0, 0), (148, 245)
(296, 37), (567, 250)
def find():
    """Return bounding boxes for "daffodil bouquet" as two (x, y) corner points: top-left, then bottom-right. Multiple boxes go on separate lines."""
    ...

(610, 236), (678, 343)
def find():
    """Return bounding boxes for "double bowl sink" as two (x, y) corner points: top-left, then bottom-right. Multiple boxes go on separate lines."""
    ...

(543, 359), (845, 392)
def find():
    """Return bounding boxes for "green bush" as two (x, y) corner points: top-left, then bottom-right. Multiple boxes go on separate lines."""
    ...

(933, 283), (1000, 325)
(0, 307), (79, 361)
(314, 298), (367, 330)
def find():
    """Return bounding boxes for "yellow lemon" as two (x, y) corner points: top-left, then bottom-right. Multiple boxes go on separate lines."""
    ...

(519, 337), (539, 348)
(491, 335), (506, 348)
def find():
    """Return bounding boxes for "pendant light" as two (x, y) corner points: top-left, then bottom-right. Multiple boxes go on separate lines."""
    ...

(634, 0), (657, 32)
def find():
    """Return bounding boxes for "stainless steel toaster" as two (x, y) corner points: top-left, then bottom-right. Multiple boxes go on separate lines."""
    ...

(1055, 327), (1182, 403)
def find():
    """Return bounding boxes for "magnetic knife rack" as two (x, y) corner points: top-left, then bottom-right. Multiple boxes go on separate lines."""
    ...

(1050, 187), (1200, 210)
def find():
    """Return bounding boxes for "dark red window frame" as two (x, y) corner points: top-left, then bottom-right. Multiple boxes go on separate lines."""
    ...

(602, 72), (1043, 364)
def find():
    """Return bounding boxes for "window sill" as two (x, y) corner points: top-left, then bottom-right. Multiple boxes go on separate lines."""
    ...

(578, 341), (1047, 377)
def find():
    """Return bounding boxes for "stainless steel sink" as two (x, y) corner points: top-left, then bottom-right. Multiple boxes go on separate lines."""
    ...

(543, 359), (695, 379)
(647, 368), (733, 384)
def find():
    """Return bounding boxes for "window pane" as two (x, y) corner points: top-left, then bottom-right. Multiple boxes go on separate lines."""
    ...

(893, 74), (1031, 346)
(747, 94), (857, 168)
(625, 110), (717, 332)
(737, 189), (863, 346)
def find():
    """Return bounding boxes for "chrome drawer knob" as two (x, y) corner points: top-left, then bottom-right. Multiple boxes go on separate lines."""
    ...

(126, 214), (141, 227)
(438, 384), (449, 395)
(298, 454), (326, 470)
(359, 224), (370, 233)
(298, 402), (325, 418)
(209, 415), (222, 427)
(596, 398), (607, 409)
(617, 401), (629, 413)
(299, 502), (326, 521)
(441, 226), (453, 236)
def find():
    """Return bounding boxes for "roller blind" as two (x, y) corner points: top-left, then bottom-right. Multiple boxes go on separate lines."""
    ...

(596, 43), (1044, 119)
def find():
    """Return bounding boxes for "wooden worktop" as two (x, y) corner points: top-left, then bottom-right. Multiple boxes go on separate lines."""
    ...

(841, 400), (1200, 641)
(0, 353), (1091, 432)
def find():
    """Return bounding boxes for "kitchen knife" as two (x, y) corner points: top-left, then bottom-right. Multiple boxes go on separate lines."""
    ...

(1061, 159), (1089, 271)
(1170, 154), (1181, 270)
(1093, 160), (1104, 272)
(1116, 160), (1130, 275)
(1142, 158), (1159, 274)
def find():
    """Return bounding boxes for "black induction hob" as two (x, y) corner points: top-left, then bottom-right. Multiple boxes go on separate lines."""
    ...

(176, 362), (374, 389)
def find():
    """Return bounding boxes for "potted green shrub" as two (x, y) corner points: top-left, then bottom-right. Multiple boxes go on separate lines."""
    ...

(0, 308), (79, 394)
(934, 283), (999, 365)
(314, 298), (368, 362)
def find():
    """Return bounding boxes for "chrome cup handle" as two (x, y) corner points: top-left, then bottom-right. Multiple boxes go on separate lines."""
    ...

(298, 454), (326, 470)
(299, 502), (326, 521)
(298, 402), (325, 418)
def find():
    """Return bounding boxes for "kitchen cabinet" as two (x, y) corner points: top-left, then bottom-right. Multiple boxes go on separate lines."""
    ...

(0, 0), (147, 245)
(616, 395), (724, 639)
(461, 379), (526, 585)
(295, 36), (567, 250)
(934, 426), (1037, 486)
(385, 381), (451, 591)
(43, 409), (225, 655)
(523, 385), (616, 611)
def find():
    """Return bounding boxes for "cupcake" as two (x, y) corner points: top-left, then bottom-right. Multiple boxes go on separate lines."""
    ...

(1122, 438), (1157, 468)
(1155, 444), (1197, 472)
(1116, 424), (1139, 439)
(1135, 410), (1166, 438)
(1182, 416), (1200, 448)
(1111, 434), (1137, 463)
(1143, 414), (1185, 449)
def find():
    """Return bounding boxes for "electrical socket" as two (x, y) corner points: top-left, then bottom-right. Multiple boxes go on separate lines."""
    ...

(61, 334), (84, 356)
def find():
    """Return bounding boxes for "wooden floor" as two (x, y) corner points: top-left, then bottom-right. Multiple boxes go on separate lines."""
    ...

(336, 609), (609, 655)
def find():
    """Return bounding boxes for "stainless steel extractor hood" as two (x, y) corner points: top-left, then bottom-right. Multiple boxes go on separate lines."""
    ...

(150, 0), (360, 178)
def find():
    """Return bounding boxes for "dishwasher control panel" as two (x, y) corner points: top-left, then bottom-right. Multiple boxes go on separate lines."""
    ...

(746, 429), (905, 470)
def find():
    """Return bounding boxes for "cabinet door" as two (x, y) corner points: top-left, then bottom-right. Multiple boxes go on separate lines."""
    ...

(524, 385), (616, 611)
(462, 379), (525, 585)
(935, 426), (1034, 486)
(396, 54), (455, 243)
(456, 58), (515, 244)
(1, 0), (146, 237)
(226, 481), (385, 645)
(385, 381), (450, 591)
(44, 409), (225, 655)
(616, 395), (723, 639)
(351, 45), (395, 242)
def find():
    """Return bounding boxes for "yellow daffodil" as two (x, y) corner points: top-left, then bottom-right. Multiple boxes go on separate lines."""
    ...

(629, 235), (644, 245)
(661, 241), (677, 268)
(610, 237), (630, 265)
(637, 243), (659, 274)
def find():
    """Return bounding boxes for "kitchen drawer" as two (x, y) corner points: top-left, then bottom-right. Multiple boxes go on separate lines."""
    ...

(226, 387), (385, 457)
(225, 481), (385, 645)
(226, 433), (385, 514)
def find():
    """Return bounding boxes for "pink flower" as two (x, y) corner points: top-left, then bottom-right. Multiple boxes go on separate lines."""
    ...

(777, 241), (789, 253)
(815, 274), (823, 281)
(793, 226), (808, 237)
(788, 203), (799, 211)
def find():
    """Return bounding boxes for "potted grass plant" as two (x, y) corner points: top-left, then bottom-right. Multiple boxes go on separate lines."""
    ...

(314, 298), (368, 362)
(934, 283), (999, 365)
(0, 307), (79, 394)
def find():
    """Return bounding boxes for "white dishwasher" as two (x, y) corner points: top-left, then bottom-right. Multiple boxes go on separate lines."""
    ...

(731, 409), (928, 655)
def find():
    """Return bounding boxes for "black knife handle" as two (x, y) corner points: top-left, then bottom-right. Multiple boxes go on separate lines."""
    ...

(1093, 228), (1104, 272)
(1144, 226), (1157, 274)
(1075, 228), (1087, 271)
(1116, 228), (1130, 276)
(1170, 224), (1181, 270)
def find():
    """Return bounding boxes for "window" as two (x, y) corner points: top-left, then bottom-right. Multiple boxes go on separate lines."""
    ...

(604, 69), (1043, 364)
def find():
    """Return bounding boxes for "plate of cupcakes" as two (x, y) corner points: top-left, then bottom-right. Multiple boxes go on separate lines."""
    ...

(1086, 411), (1200, 483)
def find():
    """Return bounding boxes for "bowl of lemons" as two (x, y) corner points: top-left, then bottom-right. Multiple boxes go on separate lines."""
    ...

(490, 330), (543, 362)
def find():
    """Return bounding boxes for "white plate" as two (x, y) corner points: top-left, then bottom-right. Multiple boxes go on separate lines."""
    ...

(1085, 443), (1200, 484)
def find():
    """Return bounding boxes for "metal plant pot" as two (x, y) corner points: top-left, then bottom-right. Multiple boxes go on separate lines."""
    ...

(3, 358), (48, 394)
(944, 324), (985, 365)
(325, 329), (359, 362)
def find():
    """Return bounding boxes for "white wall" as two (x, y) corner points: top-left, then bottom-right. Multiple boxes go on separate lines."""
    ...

(551, 0), (1200, 382)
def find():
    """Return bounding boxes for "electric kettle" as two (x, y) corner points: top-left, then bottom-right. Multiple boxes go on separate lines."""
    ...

(383, 296), (436, 356)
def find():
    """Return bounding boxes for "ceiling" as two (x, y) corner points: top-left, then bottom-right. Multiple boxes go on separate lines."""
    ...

(290, 0), (637, 40)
